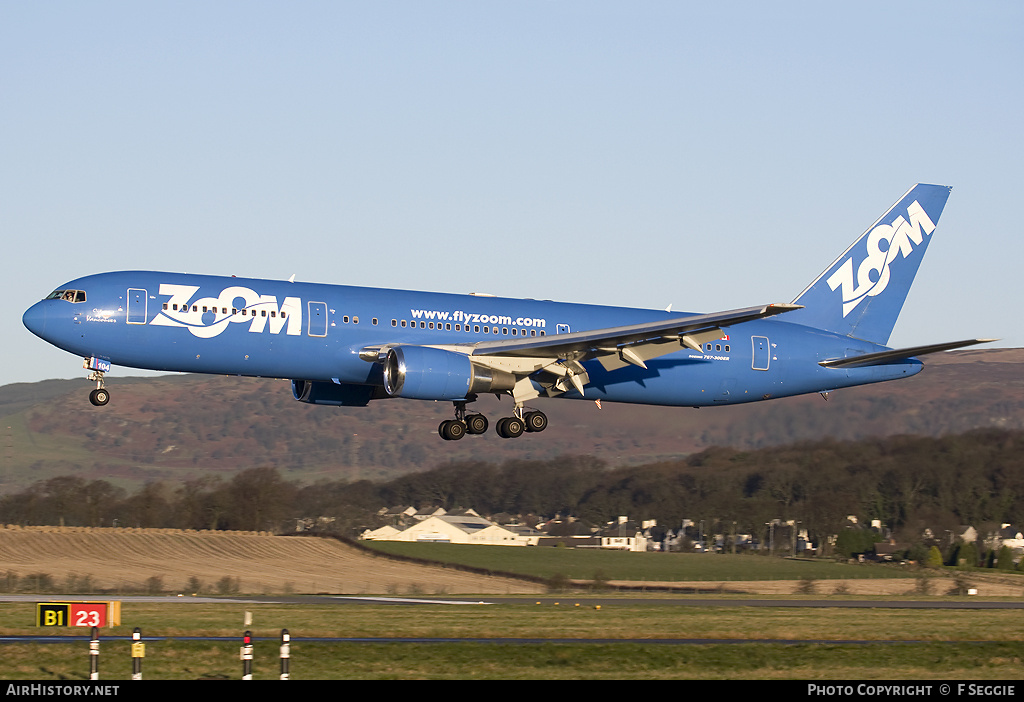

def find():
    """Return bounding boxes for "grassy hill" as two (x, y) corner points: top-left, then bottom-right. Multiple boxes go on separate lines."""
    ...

(1, 348), (1022, 489)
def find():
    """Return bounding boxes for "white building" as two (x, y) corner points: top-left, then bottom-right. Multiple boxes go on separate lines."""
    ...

(361, 514), (538, 546)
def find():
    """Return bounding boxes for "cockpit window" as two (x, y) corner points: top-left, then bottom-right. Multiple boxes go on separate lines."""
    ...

(46, 290), (86, 303)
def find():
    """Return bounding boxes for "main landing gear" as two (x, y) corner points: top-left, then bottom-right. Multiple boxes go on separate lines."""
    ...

(438, 400), (547, 441)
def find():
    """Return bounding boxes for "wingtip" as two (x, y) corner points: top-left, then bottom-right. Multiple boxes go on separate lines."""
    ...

(766, 303), (804, 313)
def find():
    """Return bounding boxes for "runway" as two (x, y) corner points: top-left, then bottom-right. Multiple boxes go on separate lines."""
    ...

(4, 593), (1024, 609)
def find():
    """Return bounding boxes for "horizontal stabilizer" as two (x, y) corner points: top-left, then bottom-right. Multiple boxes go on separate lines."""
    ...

(819, 338), (997, 369)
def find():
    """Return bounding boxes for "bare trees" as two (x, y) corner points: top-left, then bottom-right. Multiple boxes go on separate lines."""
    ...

(1, 428), (1021, 549)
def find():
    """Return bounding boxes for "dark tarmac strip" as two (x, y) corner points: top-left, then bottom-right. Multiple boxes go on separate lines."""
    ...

(311, 595), (1024, 610)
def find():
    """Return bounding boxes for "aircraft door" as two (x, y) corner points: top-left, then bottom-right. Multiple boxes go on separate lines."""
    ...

(127, 288), (147, 325)
(751, 336), (770, 371)
(308, 301), (328, 337)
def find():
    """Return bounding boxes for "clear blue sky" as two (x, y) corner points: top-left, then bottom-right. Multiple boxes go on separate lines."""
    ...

(2, 1), (1021, 388)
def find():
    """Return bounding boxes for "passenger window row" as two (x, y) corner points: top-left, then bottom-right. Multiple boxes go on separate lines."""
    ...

(162, 303), (287, 319)
(390, 319), (544, 337)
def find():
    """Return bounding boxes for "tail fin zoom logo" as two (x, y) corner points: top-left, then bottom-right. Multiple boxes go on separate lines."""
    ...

(826, 200), (937, 318)
(150, 284), (303, 338)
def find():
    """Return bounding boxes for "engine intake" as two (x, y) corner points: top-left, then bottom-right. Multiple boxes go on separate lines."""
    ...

(382, 346), (516, 400)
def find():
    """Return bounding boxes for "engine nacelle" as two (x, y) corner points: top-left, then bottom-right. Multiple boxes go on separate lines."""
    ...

(382, 346), (516, 400)
(291, 380), (376, 406)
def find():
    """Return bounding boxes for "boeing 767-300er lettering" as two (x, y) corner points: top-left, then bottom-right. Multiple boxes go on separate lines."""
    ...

(23, 184), (994, 441)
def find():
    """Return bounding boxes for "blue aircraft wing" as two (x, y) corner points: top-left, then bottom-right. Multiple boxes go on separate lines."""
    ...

(465, 302), (802, 360)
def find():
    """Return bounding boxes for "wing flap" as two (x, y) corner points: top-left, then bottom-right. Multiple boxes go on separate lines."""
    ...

(597, 328), (726, 371)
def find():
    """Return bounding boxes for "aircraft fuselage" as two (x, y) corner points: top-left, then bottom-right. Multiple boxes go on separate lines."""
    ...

(22, 270), (919, 408)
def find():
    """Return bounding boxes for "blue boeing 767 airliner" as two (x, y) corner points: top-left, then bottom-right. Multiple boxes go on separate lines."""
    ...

(23, 184), (993, 441)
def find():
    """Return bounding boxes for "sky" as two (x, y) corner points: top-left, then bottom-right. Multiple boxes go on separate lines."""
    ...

(2, 1), (1021, 389)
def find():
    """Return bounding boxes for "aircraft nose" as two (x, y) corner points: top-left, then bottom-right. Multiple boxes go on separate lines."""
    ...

(22, 301), (48, 338)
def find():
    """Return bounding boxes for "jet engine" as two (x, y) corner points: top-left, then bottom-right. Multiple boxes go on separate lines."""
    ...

(291, 379), (377, 406)
(381, 346), (516, 400)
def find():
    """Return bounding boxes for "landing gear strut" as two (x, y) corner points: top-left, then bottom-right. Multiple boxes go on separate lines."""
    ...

(84, 357), (110, 407)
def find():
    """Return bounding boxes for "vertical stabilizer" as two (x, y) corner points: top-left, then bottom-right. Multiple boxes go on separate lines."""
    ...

(786, 184), (952, 345)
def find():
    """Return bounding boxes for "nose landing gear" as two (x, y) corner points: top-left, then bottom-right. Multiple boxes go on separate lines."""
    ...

(84, 357), (111, 406)
(89, 387), (110, 407)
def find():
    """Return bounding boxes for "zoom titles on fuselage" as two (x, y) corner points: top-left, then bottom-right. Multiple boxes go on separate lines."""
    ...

(149, 283), (302, 339)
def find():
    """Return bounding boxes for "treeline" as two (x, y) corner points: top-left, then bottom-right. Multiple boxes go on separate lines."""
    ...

(3, 428), (1024, 554)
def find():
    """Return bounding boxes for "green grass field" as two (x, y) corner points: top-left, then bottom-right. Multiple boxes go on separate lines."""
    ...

(2, 541), (1023, 679)
(1, 599), (1023, 680)
(358, 541), (923, 582)
(5, 640), (1023, 680)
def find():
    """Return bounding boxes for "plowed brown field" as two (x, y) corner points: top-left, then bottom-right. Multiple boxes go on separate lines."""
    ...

(0, 526), (545, 595)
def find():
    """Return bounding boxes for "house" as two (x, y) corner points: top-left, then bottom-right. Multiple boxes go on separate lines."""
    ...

(378, 506), (418, 525)
(958, 525), (979, 544)
(998, 524), (1024, 550)
(598, 529), (647, 552)
(537, 517), (648, 552)
(414, 506), (449, 521)
(594, 518), (646, 551)
(873, 540), (908, 562)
